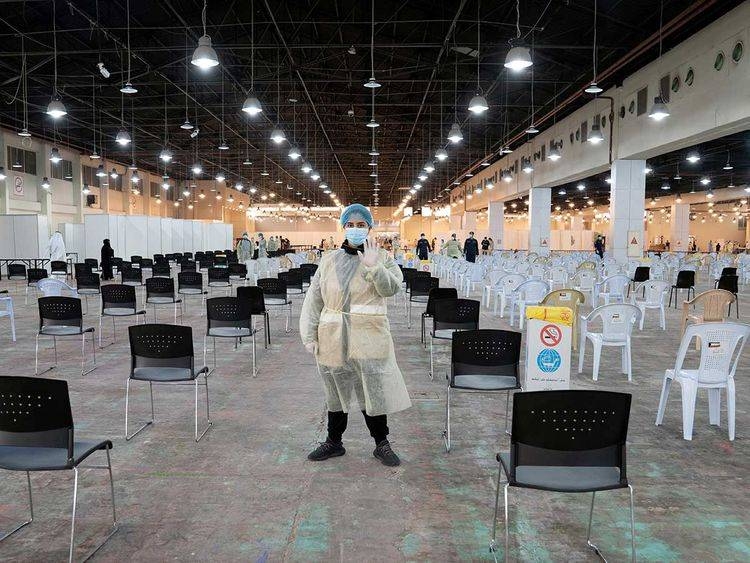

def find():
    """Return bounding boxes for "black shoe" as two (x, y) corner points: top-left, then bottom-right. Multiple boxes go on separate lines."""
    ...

(307, 440), (346, 461)
(373, 439), (401, 467)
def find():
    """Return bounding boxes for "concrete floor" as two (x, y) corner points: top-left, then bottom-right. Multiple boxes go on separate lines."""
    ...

(0, 270), (748, 562)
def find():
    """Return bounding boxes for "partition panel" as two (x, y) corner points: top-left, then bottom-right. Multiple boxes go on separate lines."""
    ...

(125, 216), (148, 258)
(147, 216), (162, 257)
(162, 218), (173, 254)
(84, 215), (109, 260)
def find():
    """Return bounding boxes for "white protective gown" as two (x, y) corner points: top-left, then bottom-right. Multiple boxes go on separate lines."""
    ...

(46, 232), (66, 261)
(257, 238), (268, 259)
(300, 247), (411, 416)
(236, 237), (253, 262)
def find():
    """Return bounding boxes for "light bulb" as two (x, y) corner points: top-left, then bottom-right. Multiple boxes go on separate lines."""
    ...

(504, 46), (533, 71)
(191, 35), (220, 69)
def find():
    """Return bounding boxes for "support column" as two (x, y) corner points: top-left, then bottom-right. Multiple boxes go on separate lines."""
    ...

(462, 211), (477, 232)
(610, 159), (646, 262)
(72, 156), (84, 222)
(0, 133), (9, 214)
(449, 213), (461, 234)
(488, 200), (504, 250)
(528, 187), (551, 255)
(670, 203), (690, 253)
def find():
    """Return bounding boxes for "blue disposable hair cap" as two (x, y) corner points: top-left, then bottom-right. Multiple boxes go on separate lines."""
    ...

(340, 203), (373, 228)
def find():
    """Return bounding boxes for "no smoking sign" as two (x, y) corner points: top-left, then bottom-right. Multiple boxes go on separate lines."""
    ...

(540, 324), (562, 347)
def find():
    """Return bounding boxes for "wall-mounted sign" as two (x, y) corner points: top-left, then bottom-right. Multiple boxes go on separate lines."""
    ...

(13, 176), (24, 197)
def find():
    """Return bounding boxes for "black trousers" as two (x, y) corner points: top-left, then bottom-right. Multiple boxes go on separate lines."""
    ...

(327, 410), (388, 444)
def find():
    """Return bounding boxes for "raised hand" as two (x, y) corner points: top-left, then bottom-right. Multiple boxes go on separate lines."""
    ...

(358, 238), (379, 268)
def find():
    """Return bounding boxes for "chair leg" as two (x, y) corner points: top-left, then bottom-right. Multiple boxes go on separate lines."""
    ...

(69, 468), (79, 563)
(655, 376), (672, 425)
(252, 330), (258, 378)
(81, 332), (98, 376)
(586, 492), (603, 558)
(628, 485), (637, 562)
(429, 337), (434, 380)
(0, 471), (34, 542)
(442, 383), (451, 452)
(708, 388), (721, 426)
(504, 390), (511, 436)
(489, 463), (505, 555)
(125, 379), (154, 440)
(592, 343), (602, 381)
(578, 335), (586, 374)
(681, 381), (698, 440)
(727, 378), (736, 441)
(195, 376), (212, 442)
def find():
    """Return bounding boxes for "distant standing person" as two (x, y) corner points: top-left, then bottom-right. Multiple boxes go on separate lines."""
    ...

(463, 231), (479, 263)
(416, 233), (431, 260)
(665, 240), (670, 251)
(716, 242), (721, 253)
(594, 236), (604, 259)
(257, 233), (268, 258)
(481, 237), (490, 255)
(100, 239), (114, 280)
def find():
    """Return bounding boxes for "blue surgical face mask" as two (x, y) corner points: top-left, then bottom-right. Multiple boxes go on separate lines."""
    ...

(345, 227), (369, 246)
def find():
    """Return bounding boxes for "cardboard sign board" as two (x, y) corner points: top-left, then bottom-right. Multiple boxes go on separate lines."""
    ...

(525, 306), (573, 391)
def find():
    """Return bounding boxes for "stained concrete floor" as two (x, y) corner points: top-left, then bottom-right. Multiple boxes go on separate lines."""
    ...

(0, 270), (748, 562)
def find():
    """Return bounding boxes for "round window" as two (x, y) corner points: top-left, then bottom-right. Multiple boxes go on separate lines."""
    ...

(619, 105), (626, 118)
(671, 75), (680, 92)
(732, 41), (743, 62)
(685, 67), (694, 86)
(714, 51), (725, 71)
(628, 100), (635, 114)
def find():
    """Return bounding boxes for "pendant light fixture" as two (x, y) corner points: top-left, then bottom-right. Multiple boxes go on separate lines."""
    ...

(585, 0), (603, 94)
(49, 147), (62, 164)
(649, 1), (670, 121)
(120, 0), (138, 94)
(686, 152), (700, 164)
(41, 177), (51, 190)
(89, 77), (101, 159)
(524, 36), (538, 134)
(158, 86), (173, 162)
(242, 0), (263, 115)
(270, 50), (286, 143)
(504, 0), (533, 71)
(588, 115), (604, 144)
(191, 0), (220, 69)
(364, 0), (381, 88)
(447, 51), (462, 143)
(723, 151), (733, 170)
(46, 0), (67, 119)
(468, 0), (489, 114)
(18, 37), (31, 137)
(673, 164), (682, 180)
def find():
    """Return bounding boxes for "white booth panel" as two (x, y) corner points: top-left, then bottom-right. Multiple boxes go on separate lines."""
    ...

(147, 217), (162, 256)
(0, 216), (15, 257)
(162, 218), (173, 254)
(208, 223), (225, 250)
(172, 219), (182, 253)
(60, 223), (85, 261)
(225, 224), (234, 249)
(125, 216), (148, 258)
(183, 221), (193, 253)
(192, 222), (204, 252)
(84, 215), (110, 260)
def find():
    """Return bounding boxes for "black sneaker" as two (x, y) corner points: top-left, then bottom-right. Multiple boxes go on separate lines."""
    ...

(373, 439), (401, 467)
(307, 440), (346, 461)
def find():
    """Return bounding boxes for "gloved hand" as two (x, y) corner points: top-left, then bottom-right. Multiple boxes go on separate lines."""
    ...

(358, 238), (380, 268)
(305, 341), (318, 355)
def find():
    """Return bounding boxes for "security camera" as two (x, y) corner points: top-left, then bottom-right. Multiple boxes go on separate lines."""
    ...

(97, 62), (110, 79)
(190, 128), (200, 139)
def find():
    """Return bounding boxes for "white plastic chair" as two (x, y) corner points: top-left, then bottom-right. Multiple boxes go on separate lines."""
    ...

(548, 266), (568, 290)
(656, 322), (750, 441)
(573, 270), (597, 302)
(509, 280), (550, 329)
(482, 270), (505, 308)
(0, 295), (16, 342)
(595, 274), (630, 307)
(631, 280), (669, 330)
(493, 274), (526, 316)
(37, 278), (77, 297)
(578, 303), (641, 382)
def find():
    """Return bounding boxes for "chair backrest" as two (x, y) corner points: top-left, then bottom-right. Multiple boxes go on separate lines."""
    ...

(101, 284), (138, 311)
(74, 262), (92, 278)
(236, 285), (266, 314)
(180, 260), (197, 272)
(140, 258), (154, 269)
(146, 276), (176, 298)
(501, 273), (526, 294)
(0, 376), (74, 462)
(550, 266), (568, 283)
(214, 255), (228, 266)
(588, 303), (640, 340)
(129, 323), (195, 371)
(51, 260), (67, 273)
(717, 274), (739, 294)
(602, 274), (630, 295)
(516, 279), (549, 302)
(632, 280), (669, 305)
(153, 253), (165, 264)
(433, 298), (480, 332)
(206, 297), (252, 332)
(574, 270), (596, 289)
(541, 289), (585, 310)
(228, 263), (247, 277)
(151, 263), (171, 277)
(130, 255), (142, 265)
(38, 278), (76, 297)
(84, 258), (98, 269)
(300, 263), (318, 275)
(257, 278), (288, 300)
(75, 272), (101, 291)
(676, 322), (750, 384)
(121, 267), (143, 283)
(685, 289), (735, 322)
(8, 264), (26, 278)
(406, 271), (431, 291)
(208, 267), (230, 283)
(675, 270), (695, 288)
(279, 270), (303, 289)
(178, 271), (203, 290)
(720, 267), (737, 278)
(38, 296), (83, 331)
(451, 329), (522, 385)
(632, 266), (650, 282)
(508, 390), (631, 484)
(410, 276), (439, 298)
(28, 268), (48, 283)
(425, 287), (459, 316)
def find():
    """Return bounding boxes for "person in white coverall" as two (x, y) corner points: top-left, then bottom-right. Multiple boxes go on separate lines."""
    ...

(46, 231), (66, 261)
(300, 203), (410, 466)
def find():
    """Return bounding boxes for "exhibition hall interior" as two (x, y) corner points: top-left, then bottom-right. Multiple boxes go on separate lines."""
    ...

(0, 0), (749, 560)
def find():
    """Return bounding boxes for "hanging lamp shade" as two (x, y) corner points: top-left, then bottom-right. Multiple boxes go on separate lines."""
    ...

(548, 146), (562, 161)
(159, 148), (173, 162)
(191, 35), (219, 69)
(504, 45), (533, 71)
(585, 82), (603, 94)
(115, 129), (131, 146)
(501, 146), (512, 154)
(525, 123), (539, 134)
(180, 119), (194, 130)
(49, 147), (62, 163)
(130, 170), (140, 183)
(423, 161), (435, 173)
(120, 82), (138, 94)
(435, 148), (448, 161)
(110, 168), (118, 179)
(45, 96), (67, 119)
(588, 121), (604, 144)
(288, 145), (302, 160)
(96, 164), (107, 177)
(366, 118), (379, 128)
(364, 76), (381, 89)
(270, 127), (286, 144)
(467, 93), (489, 115)
(17, 128), (31, 138)
(192, 163), (202, 175)
(41, 177), (51, 190)
(301, 162), (312, 174)
(218, 140), (229, 150)
(242, 94), (263, 115)
(447, 122), (463, 143)
(311, 171), (321, 181)
(418, 173), (428, 182)
(648, 96), (670, 121)
(216, 172), (226, 182)
(90, 150), (101, 160)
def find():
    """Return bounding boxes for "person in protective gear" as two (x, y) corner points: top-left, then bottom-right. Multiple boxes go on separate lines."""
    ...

(46, 231), (66, 261)
(236, 233), (253, 262)
(100, 239), (114, 280)
(257, 233), (268, 258)
(443, 233), (462, 259)
(416, 233), (431, 260)
(464, 231), (479, 262)
(300, 203), (410, 467)
(267, 235), (279, 256)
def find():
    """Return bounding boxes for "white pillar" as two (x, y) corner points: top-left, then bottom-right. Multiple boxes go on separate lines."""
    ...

(528, 187), (551, 255)
(610, 159), (646, 262)
(670, 203), (690, 253)
(37, 142), (53, 235)
(72, 156), (84, 222)
(488, 200), (504, 250)
(462, 211), (477, 234)
(0, 132), (8, 214)
(449, 214), (461, 234)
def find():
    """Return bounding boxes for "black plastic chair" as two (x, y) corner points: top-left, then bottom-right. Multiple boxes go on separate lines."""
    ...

(180, 260), (197, 272)
(300, 263), (318, 277)
(717, 274), (740, 318)
(51, 260), (68, 278)
(98, 284), (146, 347)
(207, 267), (231, 296)
(151, 263), (171, 278)
(490, 390), (635, 562)
(121, 266), (144, 287)
(177, 271), (206, 312)
(36, 296), (97, 376)
(279, 269), (305, 295)
(112, 257), (123, 274)
(257, 278), (292, 333)
(407, 276), (439, 329)
(0, 376), (117, 562)
(715, 267), (737, 287)
(214, 255), (228, 268)
(7, 263), (26, 282)
(228, 263), (248, 283)
(237, 285), (270, 348)
(84, 258), (99, 273)
(442, 330), (521, 451)
(126, 324), (211, 442)
(26, 268), (48, 304)
(628, 266), (650, 297)
(145, 277), (183, 323)
(73, 262), (91, 280)
(204, 297), (259, 376)
(75, 272), (101, 315)
(669, 270), (695, 308)
(422, 287), (458, 345)
(130, 255), (142, 267)
(153, 253), (165, 265)
(198, 258), (214, 272)
(429, 298), (480, 379)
